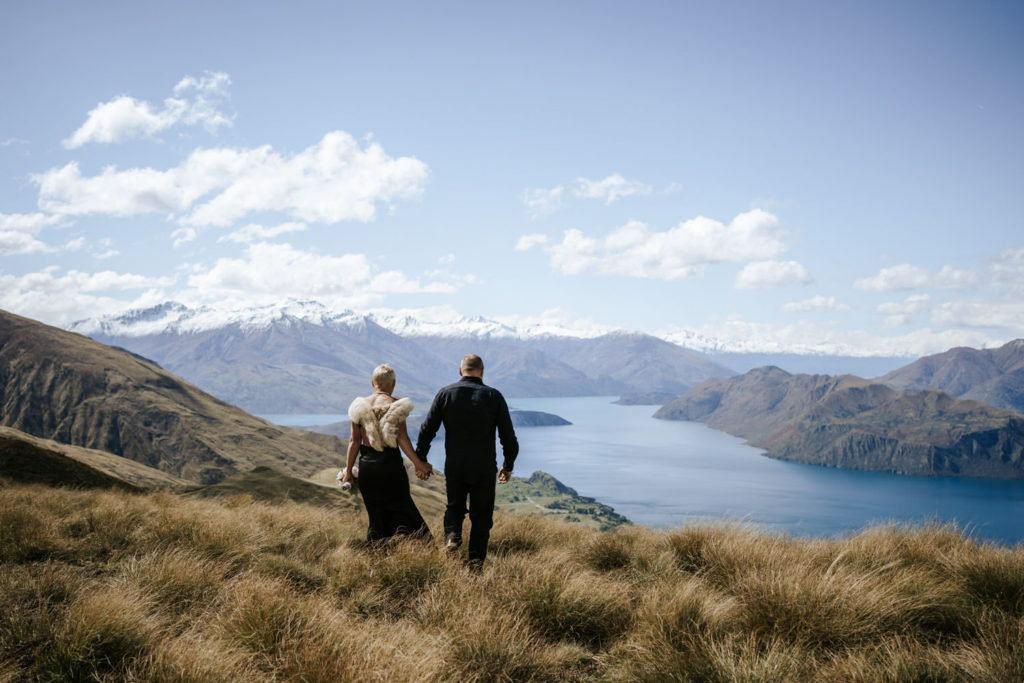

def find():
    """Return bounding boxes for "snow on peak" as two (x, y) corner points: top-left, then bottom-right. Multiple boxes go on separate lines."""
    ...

(69, 299), (370, 337)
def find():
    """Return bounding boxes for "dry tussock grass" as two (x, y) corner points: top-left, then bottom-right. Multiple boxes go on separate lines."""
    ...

(1, 480), (1022, 681)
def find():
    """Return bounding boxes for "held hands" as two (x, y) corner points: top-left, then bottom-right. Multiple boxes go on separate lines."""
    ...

(414, 462), (433, 481)
(498, 468), (511, 484)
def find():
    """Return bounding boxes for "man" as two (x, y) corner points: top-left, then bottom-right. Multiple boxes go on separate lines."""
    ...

(415, 353), (518, 570)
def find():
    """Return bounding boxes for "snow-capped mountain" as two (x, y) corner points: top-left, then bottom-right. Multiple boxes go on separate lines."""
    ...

(68, 300), (738, 412)
(70, 300), (371, 337)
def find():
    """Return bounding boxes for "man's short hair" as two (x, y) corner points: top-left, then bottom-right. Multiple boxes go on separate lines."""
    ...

(460, 354), (484, 373)
(372, 364), (396, 387)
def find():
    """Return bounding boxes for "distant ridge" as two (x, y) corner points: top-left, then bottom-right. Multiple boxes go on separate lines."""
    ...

(0, 309), (346, 484)
(878, 339), (1024, 414)
(656, 366), (1024, 478)
(70, 300), (735, 411)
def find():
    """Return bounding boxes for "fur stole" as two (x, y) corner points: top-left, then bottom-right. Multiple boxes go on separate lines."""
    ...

(347, 396), (414, 451)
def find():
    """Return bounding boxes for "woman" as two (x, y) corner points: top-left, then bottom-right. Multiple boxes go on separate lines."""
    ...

(341, 364), (433, 543)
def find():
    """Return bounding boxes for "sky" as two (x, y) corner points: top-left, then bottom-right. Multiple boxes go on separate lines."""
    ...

(1, 0), (1023, 357)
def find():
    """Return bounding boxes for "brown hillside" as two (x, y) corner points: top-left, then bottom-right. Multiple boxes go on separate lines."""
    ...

(879, 339), (1024, 414)
(0, 309), (345, 484)
(657, 366), (1024, 478)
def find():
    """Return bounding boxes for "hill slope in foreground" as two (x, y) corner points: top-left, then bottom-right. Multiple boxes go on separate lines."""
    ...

(2, 478), (1022, 681)
(656, 366), (1024, 478)
(0, 309), (346, 484)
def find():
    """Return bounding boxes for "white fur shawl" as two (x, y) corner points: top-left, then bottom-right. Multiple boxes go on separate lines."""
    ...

(347, 396), (414, 451)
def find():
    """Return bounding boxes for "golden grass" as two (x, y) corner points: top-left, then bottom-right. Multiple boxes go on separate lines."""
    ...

(1, 480), (1022, 681)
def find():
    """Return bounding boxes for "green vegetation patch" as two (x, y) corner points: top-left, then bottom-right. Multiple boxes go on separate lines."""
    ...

(495, 471), (630, 531)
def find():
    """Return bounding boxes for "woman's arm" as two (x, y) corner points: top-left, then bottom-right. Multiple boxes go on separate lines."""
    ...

(398, 420), (432, 479)
(342, 422), (363, 484)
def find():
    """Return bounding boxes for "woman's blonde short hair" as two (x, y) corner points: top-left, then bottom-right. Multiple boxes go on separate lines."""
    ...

(372, 364), (396, 388)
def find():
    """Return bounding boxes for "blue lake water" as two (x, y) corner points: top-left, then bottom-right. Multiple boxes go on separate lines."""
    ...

(263, 396), (1024, 545)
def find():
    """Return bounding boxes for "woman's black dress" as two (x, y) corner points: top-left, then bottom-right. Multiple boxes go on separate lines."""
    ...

(358, 444), (430, 542)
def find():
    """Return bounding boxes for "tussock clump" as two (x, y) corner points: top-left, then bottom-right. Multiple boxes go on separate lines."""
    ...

(217, 576), (311, 657)
(0, 503), (56, 562)
(135, 631), (258, 682)
(949, 544), (1024, 615)
(503, 562), (634, 649)
(578, 530), (634, 572)
(257, 553), (329, 592)
(122, 549), (231, 618)
(139, 503), (258, 562)
(489, 513), (547, 556)
(39, 584), (162, 680)
(369, 538), (448, 607)
(665, 524), (721, 573)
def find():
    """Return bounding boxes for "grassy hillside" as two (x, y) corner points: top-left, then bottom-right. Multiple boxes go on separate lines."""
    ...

(2, 479), (1022, 681)
(0, 309), (346, 484)
(0, 425), (187, 489)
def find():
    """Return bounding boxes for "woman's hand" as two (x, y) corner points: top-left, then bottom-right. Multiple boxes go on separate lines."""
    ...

(340, 469), (354, 485)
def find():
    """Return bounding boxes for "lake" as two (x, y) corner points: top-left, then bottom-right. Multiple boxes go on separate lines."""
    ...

(262, 396), (1024, 545)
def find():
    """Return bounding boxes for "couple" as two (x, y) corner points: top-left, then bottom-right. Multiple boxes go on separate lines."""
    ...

(341, 354), (519, 570)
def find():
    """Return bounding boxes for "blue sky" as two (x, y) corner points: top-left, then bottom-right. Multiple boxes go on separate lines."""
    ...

(1, 0), (1022, 355)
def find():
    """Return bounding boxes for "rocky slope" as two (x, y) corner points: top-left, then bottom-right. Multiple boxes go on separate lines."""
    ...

(656, 367), (1024, 478)
(0, 309), (346, 484)
(878, 339), (1024, 414)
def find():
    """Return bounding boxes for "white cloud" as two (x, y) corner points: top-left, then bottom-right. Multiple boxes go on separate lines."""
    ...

(1, 137), (29, 147)
(492, 308), (612, 338)
(521, 186), (565, 219)
(573, 173), (652, 205)
(877, 294), (931, 327)
(541, 209), (788, 280)
(930, 299), (1024, 334)
(171, 228), (197, 247)
(659, 316), (1003, 358)
(933, 264), (979, 288)
(63, 71), (233, 148)
(36, 131), (428, 227)
(780, 295), (851, 313)
(991, 246), (1024, 294)
(734, 260), (812, 289)
(0, 232), (53, 255)
(0, 266), (172, 326)
(183, 242), (466, 308)
(854, 263), (978, 291)
(219, 221), (308, 244)
(521, 173), (655, 218)
(0, 212), (66, 255)
(854, 264), (930, 291)
(515, 233), (548, 251)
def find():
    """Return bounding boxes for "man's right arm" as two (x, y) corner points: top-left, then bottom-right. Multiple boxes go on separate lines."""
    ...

(414, 390), (445, 462)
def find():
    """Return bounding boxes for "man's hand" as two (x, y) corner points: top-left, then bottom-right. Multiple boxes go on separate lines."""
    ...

(498, 468), (511, 484)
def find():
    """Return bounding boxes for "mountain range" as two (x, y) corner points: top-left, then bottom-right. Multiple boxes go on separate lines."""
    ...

(877, 339), (1024, 414)
(70, 300), (737, 412)
(656, 366), (1024, 478)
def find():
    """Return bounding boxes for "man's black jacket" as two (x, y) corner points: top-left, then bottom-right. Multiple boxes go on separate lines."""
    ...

(415, 375), (519, 481)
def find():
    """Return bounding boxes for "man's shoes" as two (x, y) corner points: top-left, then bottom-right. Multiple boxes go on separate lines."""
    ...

(466, 559), (483, 575)
(445, 534), (462, 555)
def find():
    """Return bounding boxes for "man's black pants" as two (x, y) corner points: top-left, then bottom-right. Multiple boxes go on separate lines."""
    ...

(443, 474), (496, 565)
